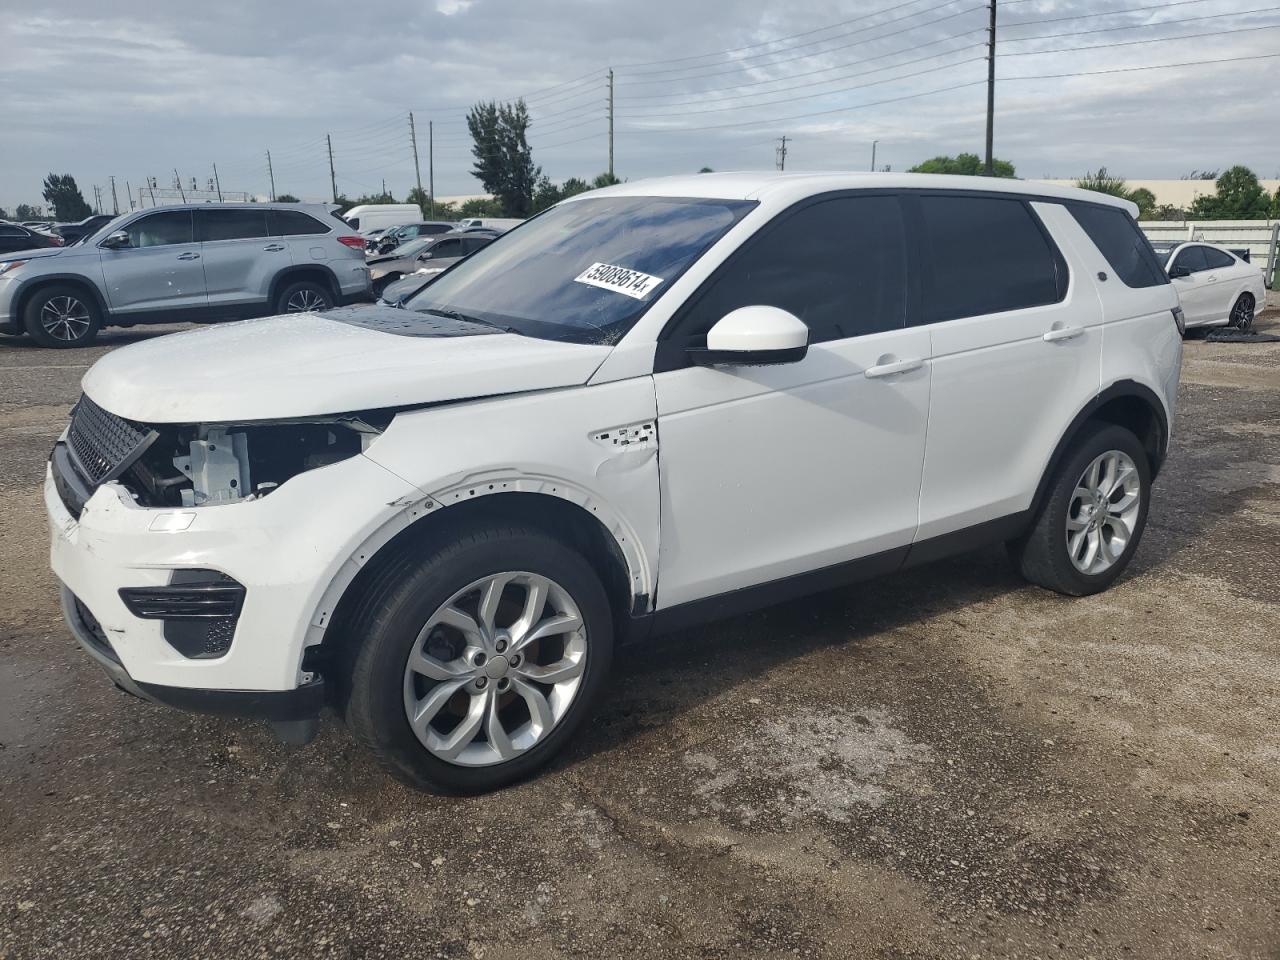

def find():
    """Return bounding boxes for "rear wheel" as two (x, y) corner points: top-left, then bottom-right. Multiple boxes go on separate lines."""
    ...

(275, 279), (332, 314)
(22, 284), (101, 348)
(344, 524), (614, 793)
(1229, 293), (1255, 331)
(1009, 423), (1151, 596)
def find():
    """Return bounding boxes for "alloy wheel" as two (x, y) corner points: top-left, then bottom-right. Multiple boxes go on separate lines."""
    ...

(1065, 450), (1142, 575)
(402, 571), (587, 767)
(39, 295), (91, 342)
(1230, 295), (1254, 331)
(285, 289), (327, 312)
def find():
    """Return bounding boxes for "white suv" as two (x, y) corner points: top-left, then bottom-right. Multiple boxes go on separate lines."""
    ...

(46, 173), (1182, 793)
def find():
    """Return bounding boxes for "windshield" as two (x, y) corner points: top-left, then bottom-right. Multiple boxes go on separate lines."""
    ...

(387, 237), (432, 258)
(1148, 241), (1177, 264)
(405, 195), (755, 343)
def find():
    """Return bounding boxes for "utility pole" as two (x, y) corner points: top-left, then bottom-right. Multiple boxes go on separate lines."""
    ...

(174, 169), (186, 202)
(985, 0), (997, 176)
(125, 180), (133, 211)
(213, 163), (223, 201)
(109, 175), (120, 214)
(871, 140), (878, 172)
(775, 135), (789, 171)
(409, 112), (425, 212)
(92, 185), (101, 214)
(428, 121), (435, 219)
(266, 151), (277, 201)
(326, 133), (338, 203)
(607, 68), (615, 180)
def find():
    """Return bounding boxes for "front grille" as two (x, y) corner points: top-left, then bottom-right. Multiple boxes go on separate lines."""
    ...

(66, 394), (151, 484)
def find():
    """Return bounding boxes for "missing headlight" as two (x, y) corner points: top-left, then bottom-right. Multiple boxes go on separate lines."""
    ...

(123, 414), (389, 508)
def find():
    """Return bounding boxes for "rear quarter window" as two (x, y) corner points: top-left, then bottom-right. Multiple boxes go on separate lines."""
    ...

(1067, 203), (1168, 288)
(269, 210), (330, 236)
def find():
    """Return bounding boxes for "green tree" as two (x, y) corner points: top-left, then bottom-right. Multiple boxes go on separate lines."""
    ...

(275, 193), (300, 203)
(592, 172), (621, 188)
(407, 186), (432, 217)
(0, 207), (9, 220)
(560, 177), (591, 198)
(1190, 165), (1271, 219)
(908, 152), (1015, 178)
(532, 175), (562, 213)
(1075, 167), (1129, 197)
(698, 166), (714, 173)
(41, 174), (91, 220)
(459, 196), (505, 217)
(467, 99), (539, 217)
(15, 203), (43, 220)
(1127, 187), (1156, 219)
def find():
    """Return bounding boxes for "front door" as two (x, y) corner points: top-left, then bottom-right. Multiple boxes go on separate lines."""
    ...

(98, 210), (207, 315)
(1169, 245), (1215, 325)
(652, 194), (930, 608)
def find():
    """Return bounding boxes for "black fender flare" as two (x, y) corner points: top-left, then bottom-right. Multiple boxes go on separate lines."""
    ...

(1030, 379), (1170, 519)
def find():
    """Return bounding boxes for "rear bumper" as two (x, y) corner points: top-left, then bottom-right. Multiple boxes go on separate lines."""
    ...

(60, 584), (326, 721)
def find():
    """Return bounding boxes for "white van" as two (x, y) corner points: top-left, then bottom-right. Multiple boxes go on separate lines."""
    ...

(344, 204), (421, 235)
(47, 172), (1182, 793)
(458, 217), (524, 233)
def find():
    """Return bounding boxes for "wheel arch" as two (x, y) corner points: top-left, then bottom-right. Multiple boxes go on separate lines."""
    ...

(302, 486), (648, 685)
(1031, 379), (1170, 518)
(13, 274), (111, 327)
(268, 264), (341, 309)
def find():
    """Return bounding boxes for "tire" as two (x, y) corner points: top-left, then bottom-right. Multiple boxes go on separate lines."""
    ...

(1229, 293), (1255, 331)
(22, 284), (101, 348)
(344, 524), (615, 793)
(371, 273), (400, 297)
(1009, 423), (1151, 596)
(274, 279), (332, 314)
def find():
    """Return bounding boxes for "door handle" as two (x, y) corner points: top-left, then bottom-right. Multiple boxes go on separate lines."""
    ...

(864, 357), (924, 379)
(176, 252), (200, 261)
(263, 243), (286, 252)
(1204, 274), (1217, 283)
(1042, 325), (1084, 343)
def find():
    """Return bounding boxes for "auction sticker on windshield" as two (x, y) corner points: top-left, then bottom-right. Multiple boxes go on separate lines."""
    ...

(573, 262), (664, 300)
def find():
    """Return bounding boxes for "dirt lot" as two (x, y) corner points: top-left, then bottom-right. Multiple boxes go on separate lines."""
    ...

(1, 304), (1278, 960)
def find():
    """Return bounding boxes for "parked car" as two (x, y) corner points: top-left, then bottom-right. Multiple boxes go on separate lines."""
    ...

(45, 172), (1181, 793)
(371, 221), (458, 255)
(368, 231), (493, 295)
(0, 204), (370, 347)
(456, 217), (523, 233)
(0, 221), (63, 255)
(362, 227), (387, 252)
(343, 204), (422, 235)
(1149, 240), (1264, 332)
(53, 214), (117, 246)
(378, 270), (439, 306)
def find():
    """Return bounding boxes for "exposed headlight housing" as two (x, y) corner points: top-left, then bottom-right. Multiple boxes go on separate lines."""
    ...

(0, 260), (28, 275)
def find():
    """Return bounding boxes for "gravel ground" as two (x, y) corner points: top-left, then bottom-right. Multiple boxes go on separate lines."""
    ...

(1, 301), (1278, 960)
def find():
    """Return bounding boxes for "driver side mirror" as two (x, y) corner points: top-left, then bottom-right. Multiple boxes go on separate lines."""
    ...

(100, 230), (131, 249)
(1169, 264), (1190, 279)
(688, 306), (809, 367)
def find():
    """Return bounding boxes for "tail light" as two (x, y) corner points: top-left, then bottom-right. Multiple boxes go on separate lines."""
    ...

(337, 235), (365, 250)
(49, 235), (65, 246)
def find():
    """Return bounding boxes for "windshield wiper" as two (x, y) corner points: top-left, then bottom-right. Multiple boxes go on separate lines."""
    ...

(419, 307), (519, 335)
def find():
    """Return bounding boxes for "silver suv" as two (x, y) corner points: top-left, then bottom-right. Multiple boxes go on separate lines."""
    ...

(0, 204), (371, 348)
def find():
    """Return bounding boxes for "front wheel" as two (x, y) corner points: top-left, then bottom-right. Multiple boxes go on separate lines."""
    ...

(344, 524), (614, 793)
(275, 279), (332, 314)
(22, 284), (101, 347)
(1009, 423), (1151, 596)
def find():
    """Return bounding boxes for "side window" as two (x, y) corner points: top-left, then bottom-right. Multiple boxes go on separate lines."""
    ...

(345, 217), (360, 231)
(431, 238), (463, 258)
(1172, 246), (1208, 274)
(125, 211), (194, 248)
(1202, 247), (1235, 270)
(1067, 204), (1168, 288)
(268, 210), (329, 236)
(676, 195), (908, 343)
(197, 209), (268, 242)
(918, 196), (1066, 323)
(0, 225), (24, 237)
(463, 237), (490, 254)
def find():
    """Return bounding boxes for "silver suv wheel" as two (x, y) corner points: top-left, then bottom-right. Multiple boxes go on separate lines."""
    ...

(402, 571), (587, 767)
(1065, 449), (1141, 575)
(40, 295), (92, 342)
(285, 288), (327, 312)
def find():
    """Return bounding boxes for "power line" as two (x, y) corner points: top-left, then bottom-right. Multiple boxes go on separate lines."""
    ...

(1002, 0), (1218, 30)
(1002, 19), (1280, 58)
(1003, 4), (1280, 42)
(1002, 48), (1280, 81)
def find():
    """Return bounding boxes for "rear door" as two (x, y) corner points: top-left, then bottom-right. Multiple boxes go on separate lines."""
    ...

(0, 224), (35, 255)
(99, 210), (207, 315)
(195, 208), (277, 312)
(1169, 245), (1213, 324)
(910, 193), (1101, 541)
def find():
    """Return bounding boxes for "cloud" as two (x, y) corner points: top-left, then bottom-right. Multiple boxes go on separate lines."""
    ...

(2, 0), (1278, 208)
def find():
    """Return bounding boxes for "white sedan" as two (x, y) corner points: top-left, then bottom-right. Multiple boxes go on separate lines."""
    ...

(1150, 241), (1265, 332)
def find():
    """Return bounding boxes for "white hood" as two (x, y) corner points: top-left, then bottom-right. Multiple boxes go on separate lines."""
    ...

(82, 308), (613, 424)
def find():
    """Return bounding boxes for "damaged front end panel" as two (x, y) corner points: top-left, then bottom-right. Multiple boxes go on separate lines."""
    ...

(53, 394), (391, 514)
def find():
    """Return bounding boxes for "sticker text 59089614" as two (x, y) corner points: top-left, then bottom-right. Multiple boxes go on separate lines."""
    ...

(573, 262), (664, 300)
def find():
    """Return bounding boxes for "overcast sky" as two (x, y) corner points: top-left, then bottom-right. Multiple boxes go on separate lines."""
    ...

(3, 0), (1279, 211)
